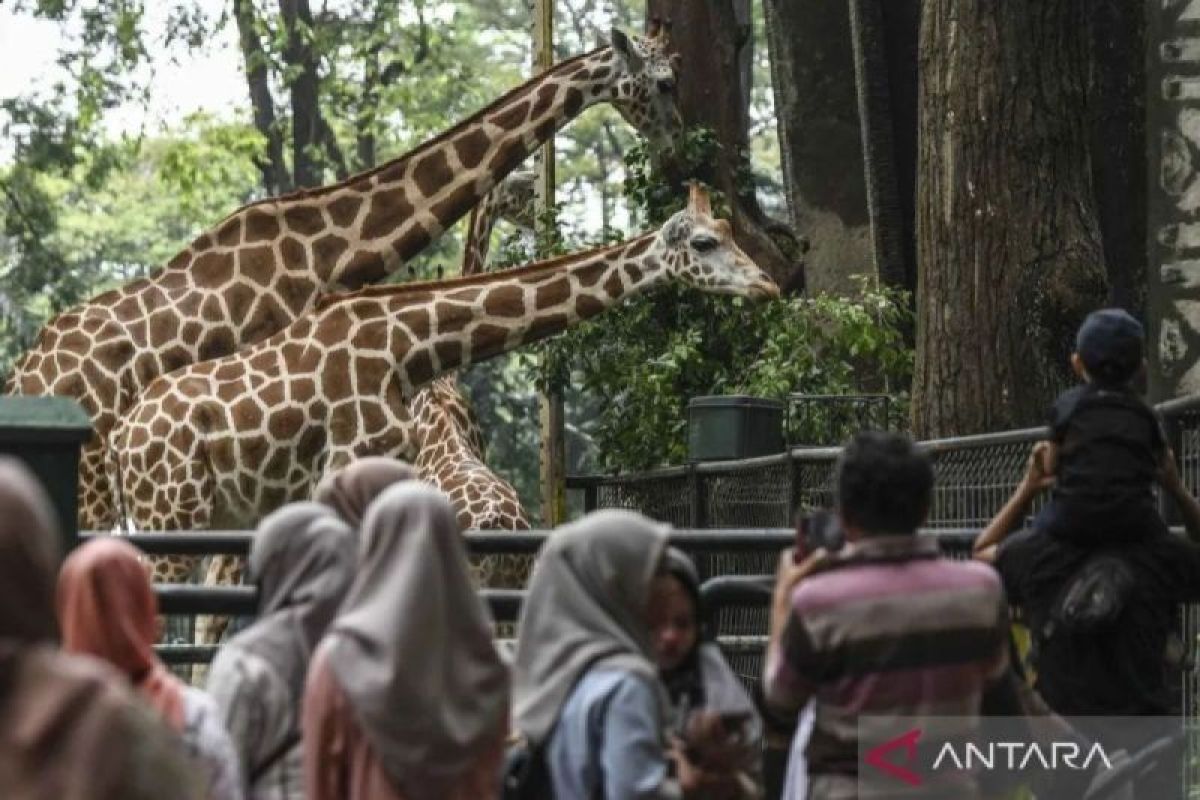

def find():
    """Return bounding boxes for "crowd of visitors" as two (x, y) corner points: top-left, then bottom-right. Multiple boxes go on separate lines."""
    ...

(2, 308), (1199, 799)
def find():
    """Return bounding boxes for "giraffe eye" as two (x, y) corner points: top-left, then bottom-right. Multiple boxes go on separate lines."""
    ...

(657, 78), (675, 95)
(690, 236), (718, 253)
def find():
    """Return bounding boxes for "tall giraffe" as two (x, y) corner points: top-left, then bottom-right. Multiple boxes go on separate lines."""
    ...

(109, 186), (776, 549)
(6, 27), (682, 532)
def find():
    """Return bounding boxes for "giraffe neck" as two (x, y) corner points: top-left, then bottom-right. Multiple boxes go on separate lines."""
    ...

(271, 46), (621, 290)
(335, 230), (668, 393)
(461, 197), (502, 278)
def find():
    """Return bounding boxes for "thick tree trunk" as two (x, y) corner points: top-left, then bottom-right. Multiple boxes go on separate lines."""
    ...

(233, 0), (289, 194)
(848, 0), (908, 296)
(648, 0), (805, 293)
(912, 0), (1108, 438)
(762, 0), (873, 297)
(1089, 0), (1146, 315)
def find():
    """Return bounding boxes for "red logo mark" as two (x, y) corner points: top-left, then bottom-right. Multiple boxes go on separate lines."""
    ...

(865, 728), (923, 787)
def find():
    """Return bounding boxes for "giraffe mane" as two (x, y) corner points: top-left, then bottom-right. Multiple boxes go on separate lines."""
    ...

(314, 231), (657, 310)
(230, 48), (606, 213)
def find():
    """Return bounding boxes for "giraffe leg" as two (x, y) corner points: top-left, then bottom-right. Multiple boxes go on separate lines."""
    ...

(194, 553), (245, 647)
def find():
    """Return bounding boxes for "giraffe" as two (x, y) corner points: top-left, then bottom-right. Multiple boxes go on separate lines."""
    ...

(413, 168), (538, 589)
(6, 26), (682, 542)
(460, 168), (537, 278)
(189, 175), (537, 645)
(108, 185), (776, 583)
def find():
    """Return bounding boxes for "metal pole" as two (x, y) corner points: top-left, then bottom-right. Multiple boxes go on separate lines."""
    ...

(533, 0), (566, 525)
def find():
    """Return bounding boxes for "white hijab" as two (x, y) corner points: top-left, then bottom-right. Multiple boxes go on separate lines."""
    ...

(324, 482), (509, 800)
(513, 509), (671, 743)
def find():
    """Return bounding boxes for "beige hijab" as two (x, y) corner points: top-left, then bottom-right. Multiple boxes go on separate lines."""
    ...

(313, 457), (418, 528)
(0, 458), (143, 800)
(228, 502), (355, 706)
(513, 509), (671, 744)
(325, 482), (509, 800)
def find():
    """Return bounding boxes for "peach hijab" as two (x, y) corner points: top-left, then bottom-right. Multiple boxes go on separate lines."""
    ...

(57, 538), (187, 730)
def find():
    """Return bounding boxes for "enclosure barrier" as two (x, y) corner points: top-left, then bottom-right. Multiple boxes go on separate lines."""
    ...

(567, 394), (1200, 531)
(565, 394), (1200, 791)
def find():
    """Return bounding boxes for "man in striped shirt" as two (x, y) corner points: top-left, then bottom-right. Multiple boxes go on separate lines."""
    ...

(764, 432), (1009, 799)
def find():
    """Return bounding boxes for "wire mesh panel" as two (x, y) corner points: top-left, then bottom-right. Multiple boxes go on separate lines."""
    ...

(923, 430), (1046, 529)
(593, 470), (693, 526)
(790, 452), (839, 512)
(1172, 405), (1200, 499)
(705, 461), (792, 528)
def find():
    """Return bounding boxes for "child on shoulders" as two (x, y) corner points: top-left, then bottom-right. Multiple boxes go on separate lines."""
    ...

(1036, 308), (1168, 544)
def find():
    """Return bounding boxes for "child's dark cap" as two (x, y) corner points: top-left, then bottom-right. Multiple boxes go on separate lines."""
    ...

(1076, 308), (1144, 385)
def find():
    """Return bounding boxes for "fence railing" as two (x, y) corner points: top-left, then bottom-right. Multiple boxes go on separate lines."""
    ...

(84, 528), (799, 665)
(567, 394), (1200, 531)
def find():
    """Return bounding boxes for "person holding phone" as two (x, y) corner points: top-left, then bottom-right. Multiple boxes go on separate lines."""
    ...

(649, 548), (764, 799)
(764, 432), (1011, 800)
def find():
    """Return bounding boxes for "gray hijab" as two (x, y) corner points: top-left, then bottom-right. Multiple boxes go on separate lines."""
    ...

(313, 457), (418, 528)
(228, 502), (355, 705)
(325, 482), (509, 800)
(513, 509), (671, 744)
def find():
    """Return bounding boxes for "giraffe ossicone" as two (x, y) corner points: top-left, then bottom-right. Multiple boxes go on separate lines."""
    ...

(6, 27), (683, 532)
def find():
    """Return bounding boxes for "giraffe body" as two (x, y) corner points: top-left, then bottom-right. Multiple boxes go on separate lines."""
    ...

(7, 30), (681, 531)
(110, 188), (777, 550)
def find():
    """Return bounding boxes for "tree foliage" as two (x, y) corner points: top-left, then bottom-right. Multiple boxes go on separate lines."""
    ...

(1, 0), (914, 507)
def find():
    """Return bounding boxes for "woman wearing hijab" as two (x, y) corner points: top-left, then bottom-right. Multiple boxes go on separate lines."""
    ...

(58, 537), (244, 800)
(650, 549), (764, 799)
(303, 482), (509, 800)
(513, 509), (725, 800)
(0, 457), (202, 800)
(207, 503), (356, 800)
(313, 456), (418, 528)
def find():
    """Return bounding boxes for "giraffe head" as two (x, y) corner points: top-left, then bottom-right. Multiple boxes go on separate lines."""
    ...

(608, 24), (683, 154)
(493, 170), (538, 229)
(657, 184), (780, 300)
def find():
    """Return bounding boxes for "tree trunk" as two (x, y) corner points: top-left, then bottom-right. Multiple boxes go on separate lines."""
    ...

(233, 0), (289, 194)
(648, 0), (805, 293)
(762, 0), (869, 297)
(848, 0), (908, 296)
(1089, 0), (1146, 315)
(280, 0), (324, 188)
(912, 0), (1107, 438)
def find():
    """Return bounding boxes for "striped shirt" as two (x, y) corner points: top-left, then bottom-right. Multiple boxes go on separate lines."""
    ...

(764, 536), (1007, 795)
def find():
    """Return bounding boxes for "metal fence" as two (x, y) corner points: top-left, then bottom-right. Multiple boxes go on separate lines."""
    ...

(567, 395), (1200, 791)
(568, 394), (1200, 531)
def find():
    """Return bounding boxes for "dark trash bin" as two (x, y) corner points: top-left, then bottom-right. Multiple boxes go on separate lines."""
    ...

(0, 397), (92, 552)
(688, 395), (784, 461)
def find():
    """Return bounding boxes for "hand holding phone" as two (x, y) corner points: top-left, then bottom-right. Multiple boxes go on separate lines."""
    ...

(795, 509), (844, 564)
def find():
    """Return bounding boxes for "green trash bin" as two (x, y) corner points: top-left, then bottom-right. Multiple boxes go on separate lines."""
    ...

(688, 395), (784, 461)
(0, 397), (93, 552)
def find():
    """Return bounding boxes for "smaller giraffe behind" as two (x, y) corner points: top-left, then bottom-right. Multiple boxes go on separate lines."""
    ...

(460, 169), (537, 278)
(412, 170), (536, 589)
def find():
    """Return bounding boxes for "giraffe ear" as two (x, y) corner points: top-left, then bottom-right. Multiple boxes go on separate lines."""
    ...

(688, 183), (712, 217)
(611, 28), (644, 71)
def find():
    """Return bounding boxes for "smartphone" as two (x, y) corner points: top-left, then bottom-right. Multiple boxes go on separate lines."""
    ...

(795, 509), (844, 564)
